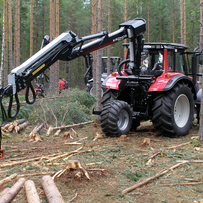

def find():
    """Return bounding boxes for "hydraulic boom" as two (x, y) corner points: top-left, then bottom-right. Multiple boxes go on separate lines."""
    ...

(0, 18), (146, 159)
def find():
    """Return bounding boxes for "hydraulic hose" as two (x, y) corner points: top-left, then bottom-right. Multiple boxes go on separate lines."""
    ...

(118, 59), (130, 76)
(8, 93), (20, 119)
(25, 82), (36, 104)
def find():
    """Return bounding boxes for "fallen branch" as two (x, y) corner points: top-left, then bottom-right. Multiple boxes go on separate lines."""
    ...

(18, 172), (53, 177)
(146, 152), (161, 165)
(71, 128), (79, 137)
(52, 121), (93, 131)
(25, 180), (41, 203)
(65, 137), (88, 145)
(160, 182), (203, 186)
(166, 141), (190, 150)
(47, 146), (83, 162)
(0, 178), (26, 203)
(41, 175), (65, 203)
(177, 160), (203, 163)
(68, 193), (78, 203)
(122, 161), (188, 195)
(0, 157), (48, 168)
(0, 174), (17, 187)
(0, 152), (62, 168)
(63, 148), (93, 161)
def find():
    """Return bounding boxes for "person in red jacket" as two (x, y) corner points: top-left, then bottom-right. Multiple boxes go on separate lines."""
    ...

(58, 78), (65, 93)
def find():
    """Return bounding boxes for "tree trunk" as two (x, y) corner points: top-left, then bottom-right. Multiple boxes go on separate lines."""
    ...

(172, 0), (175, 43)
(123, 0), (127, 58)
(41, 175), (65, 203)
(25, 180), (41, 203)
(34, 0), (39, 53)
(49, 0), (58, 94)
(8, 0), (13, 70)
(96, 0), (103, 115)
(0, 2), (5, 88)
(14, 0), (20, 67)
(3, 0), (8, 87)
(55, 0), (59, 82)
(0, 178), (26, 203)
(30, 0), (34, 57)
(92, 0), (97, 96)
(199, 0), (203, 141)
(147, 0), (150, 42)
(180, 0), (184, 44)
(107, 0), (112, 76)
(184, 0), (187, 45)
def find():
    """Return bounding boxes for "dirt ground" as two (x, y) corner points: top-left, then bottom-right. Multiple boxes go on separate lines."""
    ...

(0, 119), (203, 203)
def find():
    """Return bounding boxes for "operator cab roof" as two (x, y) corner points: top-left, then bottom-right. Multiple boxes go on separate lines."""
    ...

(143, 42), (189, 50)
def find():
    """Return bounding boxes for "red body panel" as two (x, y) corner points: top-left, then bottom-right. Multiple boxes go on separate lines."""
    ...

(105, 72), (128, 90)
(105, 71), (185, 92)
(148, 72), (184, 92)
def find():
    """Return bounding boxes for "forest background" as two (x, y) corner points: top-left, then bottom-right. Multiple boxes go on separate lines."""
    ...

(0, 0), (201, 93)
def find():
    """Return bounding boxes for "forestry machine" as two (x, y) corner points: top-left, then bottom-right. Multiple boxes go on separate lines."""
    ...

(84, 54), (121, 95)
(0, 17), (202, 159)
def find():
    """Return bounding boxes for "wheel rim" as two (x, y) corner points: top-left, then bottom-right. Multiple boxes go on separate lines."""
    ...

(117, 109), (130, 131)
(174, 94), (190, 128)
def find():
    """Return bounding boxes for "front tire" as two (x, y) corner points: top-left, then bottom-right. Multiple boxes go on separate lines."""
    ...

(152, 83), (194, 137)
(100, 100), (132, 137)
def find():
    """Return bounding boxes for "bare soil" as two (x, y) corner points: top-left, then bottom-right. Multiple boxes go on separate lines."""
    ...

(0, 119), (203, 203)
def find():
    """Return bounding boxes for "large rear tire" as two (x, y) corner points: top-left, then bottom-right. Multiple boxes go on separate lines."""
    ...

(101, 89), (118, 106)
(152, 83), (194, 137)
(100, 100), (132, 137)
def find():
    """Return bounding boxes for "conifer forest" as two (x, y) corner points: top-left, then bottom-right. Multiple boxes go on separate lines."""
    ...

(0, 0), (201, 91)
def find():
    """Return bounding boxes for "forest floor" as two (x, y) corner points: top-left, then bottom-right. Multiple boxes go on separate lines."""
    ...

(0, 119), (203, 203)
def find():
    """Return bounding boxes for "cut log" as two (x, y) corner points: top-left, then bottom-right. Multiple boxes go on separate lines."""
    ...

(54, 129), (61, 136)
(25, 180), (41, 203)
(46, 126), (53, 136)
(29, 123), (44, 138)
(15, 121), (29, 133)
(0, 174), (17, 187)
(41, 175), (65, 203)
(13, 119), (26, 126)
(2, 123), (13, 133)
(7, 124), (14, 132)
(0, 188), (10, 198)
(0, 178), (26, 203)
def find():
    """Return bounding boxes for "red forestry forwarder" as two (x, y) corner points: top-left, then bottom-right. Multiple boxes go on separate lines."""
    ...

(0, 18), (202, 159)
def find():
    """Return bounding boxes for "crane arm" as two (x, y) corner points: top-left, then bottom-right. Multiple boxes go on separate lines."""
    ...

(0, 18), (146, 125)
